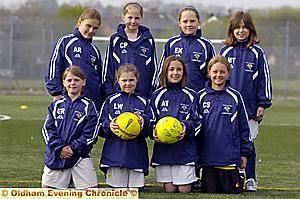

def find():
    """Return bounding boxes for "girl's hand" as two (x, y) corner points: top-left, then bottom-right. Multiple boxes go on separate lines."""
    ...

(52, 95), (62, 101)
(60, 146), (73, 159)
(153, 127), (161, 143)
(110, 118), (119, 134)
(134, 112), (144, 130)
(240, 156), (247, 169)
(255, 107), (265, 123)
(177, 122), (186, 141)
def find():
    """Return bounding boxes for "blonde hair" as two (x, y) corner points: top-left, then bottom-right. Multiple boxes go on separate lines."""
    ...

(178, 6), (200, 22)
(122, 2), (143, 18)
(160, 55), (187, 87)
(116, 64), (139, 82)
(63, 65), (86, 81)
(207, 56), (231, 74)
(77, 8), (101, 26)
(224, 11), (259, 48)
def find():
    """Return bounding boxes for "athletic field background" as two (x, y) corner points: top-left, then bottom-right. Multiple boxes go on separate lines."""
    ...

(0, 95), (299, 198)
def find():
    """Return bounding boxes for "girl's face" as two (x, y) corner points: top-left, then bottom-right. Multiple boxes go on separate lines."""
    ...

(178, 10), (200, 35)
(208, 62), (229, 90)
(77, 18), (100, 39)
(167, 60), (184, 84)
(118, 72), (138, 94)
(122, 7), (142, 32)
(63, 73), (86, 98)
(233, 21), (250, 42)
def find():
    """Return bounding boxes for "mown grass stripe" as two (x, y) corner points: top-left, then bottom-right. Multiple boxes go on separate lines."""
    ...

(3, 115), (300, 127)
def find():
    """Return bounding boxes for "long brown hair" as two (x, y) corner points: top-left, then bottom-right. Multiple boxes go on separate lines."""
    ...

(77, 8), (101, 27)
(160, 55), (187, 87)
(63, 65), (86, 81)
(224, 11), (259, 48)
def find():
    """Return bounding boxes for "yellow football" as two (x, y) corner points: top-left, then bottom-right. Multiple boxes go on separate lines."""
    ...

(20, 105), (28, 110)
(114, 112), (141, 140)
(155, 116), (183, 144)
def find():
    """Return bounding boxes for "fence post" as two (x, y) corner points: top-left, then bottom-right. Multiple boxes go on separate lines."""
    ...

(283, 20), (290, 99)
(8, 16), (14, 93)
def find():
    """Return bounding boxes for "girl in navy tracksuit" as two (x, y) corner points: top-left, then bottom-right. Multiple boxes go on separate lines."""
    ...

(160, 6), (215, 92)
(99, 64), (154, 188)
(219, 11), (272, 191)
(197, 56), (252, 193)
(150, 55), (201, 193)
(41, 66), (100, 189)
(45, 8), (103, 110)
(102, 2), (158, 99)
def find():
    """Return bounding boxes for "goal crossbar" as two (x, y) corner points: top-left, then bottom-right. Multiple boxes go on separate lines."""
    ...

(94, 36), (224, 44)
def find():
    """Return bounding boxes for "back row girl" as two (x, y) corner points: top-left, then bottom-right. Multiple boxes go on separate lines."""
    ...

(102, 2), (159, 100)
(45, 8), (103, 110)
(220, 11), (272, 191)
(160, 6), (216, 93)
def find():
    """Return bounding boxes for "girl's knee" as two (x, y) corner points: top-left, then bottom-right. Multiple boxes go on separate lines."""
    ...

(178, 184), (192, 193)
(164, 183), (177, 193)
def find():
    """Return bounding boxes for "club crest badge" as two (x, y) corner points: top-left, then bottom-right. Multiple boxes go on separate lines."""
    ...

(192, 52), (202, 62)
(179, 103), (189, 114)
(222, 104), (233, 115)
(74, 111), (84, 121)
(245, 62), (254, 72)
(90, 55), (97, 70)
(140, 46), (149, 57)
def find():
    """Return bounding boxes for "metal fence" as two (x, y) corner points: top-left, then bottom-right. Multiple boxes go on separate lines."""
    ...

(0, 16), (299, 98)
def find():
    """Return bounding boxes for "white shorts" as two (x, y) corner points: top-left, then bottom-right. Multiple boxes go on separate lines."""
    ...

(42, 158), (98, 189)
(249, 119), (259, 141)
(155, 165), (198, 185)
(106, 167), (144, 188)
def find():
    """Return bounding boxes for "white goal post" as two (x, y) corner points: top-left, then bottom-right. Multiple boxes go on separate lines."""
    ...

(94, 36), (224, 44)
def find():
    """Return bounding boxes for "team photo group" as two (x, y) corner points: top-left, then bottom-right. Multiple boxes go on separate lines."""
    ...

(42, 1), (272, 194)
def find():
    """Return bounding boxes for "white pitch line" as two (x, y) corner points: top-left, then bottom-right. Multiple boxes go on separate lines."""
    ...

(12, 118), (44, 121)
(0, 114), (11, 121)
(263, 123), (300, 127)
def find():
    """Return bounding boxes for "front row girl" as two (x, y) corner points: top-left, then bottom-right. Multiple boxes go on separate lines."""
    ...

(150, 55), (201, 193)
(196, 56), (252, 193)
(99, 64), (153, 188)
(41, 65), (100, 189)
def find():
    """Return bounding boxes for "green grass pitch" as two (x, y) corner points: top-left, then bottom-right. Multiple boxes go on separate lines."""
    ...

(0, 95), (299, 198)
